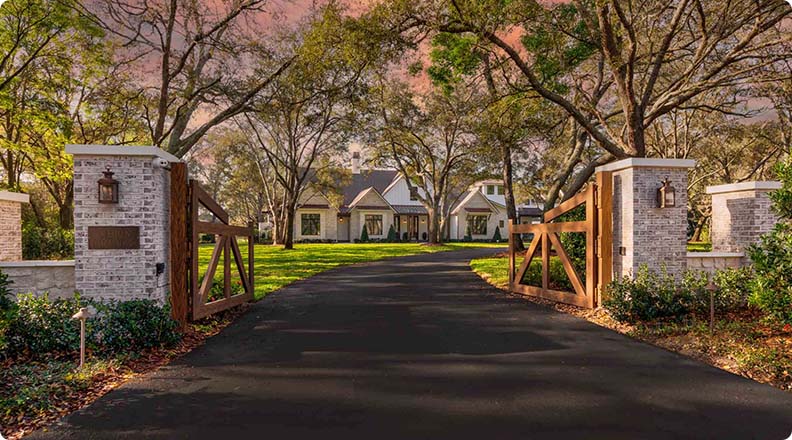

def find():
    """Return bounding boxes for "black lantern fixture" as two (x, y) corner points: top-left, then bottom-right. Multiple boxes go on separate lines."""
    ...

(657, 177), (675, 208)
(98, 166), (119, 204)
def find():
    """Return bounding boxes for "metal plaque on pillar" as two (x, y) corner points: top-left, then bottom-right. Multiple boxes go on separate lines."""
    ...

(88, 226), (140, 250)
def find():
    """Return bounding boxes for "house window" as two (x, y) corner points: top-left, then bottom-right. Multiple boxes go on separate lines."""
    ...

(497, 186), (504, 195)
(499, 220), (505, 228)
(486, 185), (495, 195)
(301, 213), (320, 236)
(468, 215), (488, 235)
(365, 214), (383, 235)
(409, 187), (419, 201)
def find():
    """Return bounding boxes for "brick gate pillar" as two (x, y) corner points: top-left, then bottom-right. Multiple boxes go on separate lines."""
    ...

(707, 181), (781, 254)
(596, 158), (696, 280)
(67, 145), (181, 302)
(0, 191), (29, 261)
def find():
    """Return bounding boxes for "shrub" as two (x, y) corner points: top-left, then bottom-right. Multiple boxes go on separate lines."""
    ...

(0, 270), (13, 355)
(402, 232), (409, 241)
(90, 300), (180, 355)
(1, 295), (180, 359)
(464, 225), (472, 241)
(387, 224), (398, 242)
(22, 225), (74, 260)
(747, 157), (792, 325)
(0, 269), (13, 311)
(3, 294), (84, 357)
(492, 226), (502, 242)
(603, 265), (692, 324)
(748, 223), (792, 324)
(360, 225), (369, 242)
(200, 233), (217, 244)
(712, 266), (754, 312)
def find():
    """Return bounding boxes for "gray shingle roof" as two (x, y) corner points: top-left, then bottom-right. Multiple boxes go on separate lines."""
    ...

(340, 170), (398, 206)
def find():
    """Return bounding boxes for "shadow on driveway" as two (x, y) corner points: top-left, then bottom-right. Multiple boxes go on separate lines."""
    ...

(30, 249), (792, 439)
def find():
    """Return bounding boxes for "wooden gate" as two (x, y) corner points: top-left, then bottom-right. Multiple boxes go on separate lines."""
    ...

(170, 163), (254, 324)
(508, 172), (612, 308)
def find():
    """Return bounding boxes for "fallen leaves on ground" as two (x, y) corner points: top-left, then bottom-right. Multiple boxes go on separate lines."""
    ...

(0, 304), (249, 440)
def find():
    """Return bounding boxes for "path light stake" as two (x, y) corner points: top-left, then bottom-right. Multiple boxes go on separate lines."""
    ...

(71, 307), (94, 368)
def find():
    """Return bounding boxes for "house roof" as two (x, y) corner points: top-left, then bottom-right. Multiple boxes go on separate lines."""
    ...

(451, 189), (503, 215)
(518, 207), (543, 217)
(392, 205), (428, 215)
(348, 186), (395, 212)
(341, 170), (399, 206)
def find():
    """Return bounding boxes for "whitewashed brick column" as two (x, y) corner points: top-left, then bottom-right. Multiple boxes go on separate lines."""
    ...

(68, 145), (180, 303)
(0, 191), (29, 261)
(707, 181), (781, 254)
(597, 158), (696, 280)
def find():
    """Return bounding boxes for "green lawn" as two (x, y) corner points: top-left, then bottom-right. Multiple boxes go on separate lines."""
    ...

(687, 242), (712, 252)
(199, 242), (506, 300)
(472, 241), (718, 291)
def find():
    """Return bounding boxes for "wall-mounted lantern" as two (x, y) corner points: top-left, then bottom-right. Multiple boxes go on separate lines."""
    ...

(657, 177), (675, 208)
(98, 166), (119, 204)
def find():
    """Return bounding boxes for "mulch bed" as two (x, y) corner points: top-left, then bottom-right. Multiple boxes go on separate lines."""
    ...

(0, 304), (249, 440)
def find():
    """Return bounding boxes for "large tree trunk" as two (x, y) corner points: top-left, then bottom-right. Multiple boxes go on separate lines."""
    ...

(690, 216), (708, 242)
(427, 206), (441, 244)
(283, 201), (296, 250)
(57, 188), (74, 229)
(501, 142), (523, 251)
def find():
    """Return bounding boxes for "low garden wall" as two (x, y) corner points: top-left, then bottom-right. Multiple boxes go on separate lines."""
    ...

(686, 252), (745, 275)
(0, 260), (76, 299)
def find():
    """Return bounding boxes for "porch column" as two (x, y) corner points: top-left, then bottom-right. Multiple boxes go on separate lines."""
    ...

(596, 158), (696, 280)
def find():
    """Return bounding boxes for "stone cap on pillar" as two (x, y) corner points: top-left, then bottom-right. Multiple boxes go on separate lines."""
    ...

(66, 144), (181, 162)
(0, 191), (29, 204)
(706, 181), (781, 195)
(595, 158), (696, 173)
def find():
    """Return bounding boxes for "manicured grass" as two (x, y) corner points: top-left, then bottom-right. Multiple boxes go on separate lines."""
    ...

(687, 242), (712, 252)
(470, 254), (576, 291)
(199, 242), (506, 300)
(470, 254), (514, 290)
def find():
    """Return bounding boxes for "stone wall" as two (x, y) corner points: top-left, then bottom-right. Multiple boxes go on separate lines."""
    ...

(0, 192), (28, 261)
(708, 182), (780, 253)
(598, 159), (695, 280)
(69, 145), (178, 303)
(0, 261), (75, 299)
(686, 252), (745, 275)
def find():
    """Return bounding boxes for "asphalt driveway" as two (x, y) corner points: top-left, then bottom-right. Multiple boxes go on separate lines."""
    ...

(30, 248), (792, 439)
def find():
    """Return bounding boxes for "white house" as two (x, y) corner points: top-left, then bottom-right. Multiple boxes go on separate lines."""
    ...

(292, 155), (527, 242)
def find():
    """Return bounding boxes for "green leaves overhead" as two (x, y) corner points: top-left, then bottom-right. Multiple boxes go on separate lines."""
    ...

(427, 33), (481, 92)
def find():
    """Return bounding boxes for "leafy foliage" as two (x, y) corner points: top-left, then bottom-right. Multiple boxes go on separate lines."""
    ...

(22, 224), (73, 259)
(748, 158), (792, 325)
(604, 266), (693, 324)
(360, 225), (369, 242)
(605, 265), (758, 324)
(749, 223), (792, 325)
(1, 295), (180, 359)
(492, 226), (501, 242)
(89, 300), (180, 355)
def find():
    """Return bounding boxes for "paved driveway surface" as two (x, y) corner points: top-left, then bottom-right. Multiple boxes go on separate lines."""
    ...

(30, 249), (792, 439)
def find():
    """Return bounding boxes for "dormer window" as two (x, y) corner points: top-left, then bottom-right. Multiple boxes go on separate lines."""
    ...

(486, 185), (495, 195)
(497, 185), (504, 195)
(409, 187), (419, 201)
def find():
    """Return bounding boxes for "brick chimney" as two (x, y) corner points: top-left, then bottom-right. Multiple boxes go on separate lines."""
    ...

(351, 152), (360, 174)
